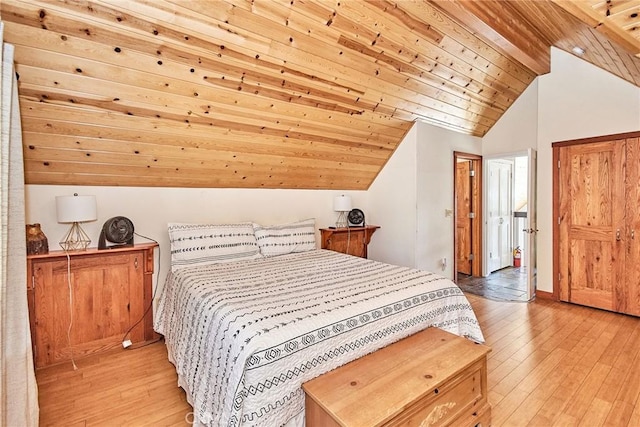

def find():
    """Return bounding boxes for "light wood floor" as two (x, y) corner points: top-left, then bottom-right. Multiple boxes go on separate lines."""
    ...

(36, 294), (640, 426)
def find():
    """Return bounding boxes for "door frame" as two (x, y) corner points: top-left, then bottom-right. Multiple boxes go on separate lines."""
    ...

(453, 151), (482, 281)
(482, 150), (529, 278)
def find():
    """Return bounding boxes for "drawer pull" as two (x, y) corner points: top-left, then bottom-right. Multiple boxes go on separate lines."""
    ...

(434, 388), (439, 394)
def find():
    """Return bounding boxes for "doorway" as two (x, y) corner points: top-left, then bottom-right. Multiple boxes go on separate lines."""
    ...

(453, 152), (482, 279)
(456, 150), (537, 302)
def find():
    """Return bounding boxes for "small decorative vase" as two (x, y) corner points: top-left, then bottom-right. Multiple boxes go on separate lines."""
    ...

(26, 223), (49, 255)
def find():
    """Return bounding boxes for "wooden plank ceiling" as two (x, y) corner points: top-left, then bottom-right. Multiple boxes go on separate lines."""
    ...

(1, 0), (639, 189)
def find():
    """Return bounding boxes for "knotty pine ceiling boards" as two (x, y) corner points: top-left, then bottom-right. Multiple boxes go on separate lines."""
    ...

(1, 0), (639, 189)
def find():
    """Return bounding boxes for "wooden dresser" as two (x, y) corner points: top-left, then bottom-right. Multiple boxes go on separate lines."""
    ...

(320, 225), (380, 258)
(26, 243), (159, 368)
(303, 327), (491, 427)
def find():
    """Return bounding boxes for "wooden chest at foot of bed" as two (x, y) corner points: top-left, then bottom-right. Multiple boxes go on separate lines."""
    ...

(302, 327), (491, 427)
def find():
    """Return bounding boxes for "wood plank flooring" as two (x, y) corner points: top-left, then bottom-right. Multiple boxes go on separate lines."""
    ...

(36, 294), (640, 426)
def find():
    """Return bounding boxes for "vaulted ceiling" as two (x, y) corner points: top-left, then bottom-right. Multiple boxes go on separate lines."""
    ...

(1, 0), (639, 189)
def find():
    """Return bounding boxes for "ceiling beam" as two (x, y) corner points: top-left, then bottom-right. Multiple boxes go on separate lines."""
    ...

(432, 0), (551, 75)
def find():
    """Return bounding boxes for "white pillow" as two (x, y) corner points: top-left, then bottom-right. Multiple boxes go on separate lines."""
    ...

(253, 218), (316, 257)
(168, 222), (262, 271)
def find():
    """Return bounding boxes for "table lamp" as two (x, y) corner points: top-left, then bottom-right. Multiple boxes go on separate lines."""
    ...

(56, 193), (97, 251)
(333, 194), (352, 228)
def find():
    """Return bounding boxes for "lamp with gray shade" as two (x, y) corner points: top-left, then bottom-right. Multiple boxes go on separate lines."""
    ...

(333, 194), (352, 228)
(56, 193), (97, 251)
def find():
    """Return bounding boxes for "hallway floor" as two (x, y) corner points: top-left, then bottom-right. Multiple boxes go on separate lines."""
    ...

(457, 267), (530, 302)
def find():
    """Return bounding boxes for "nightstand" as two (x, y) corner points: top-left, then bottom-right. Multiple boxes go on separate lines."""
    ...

(319, 225), (379, 258)
(26, 243), (159, 368)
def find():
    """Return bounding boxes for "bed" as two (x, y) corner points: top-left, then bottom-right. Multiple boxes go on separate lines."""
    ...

(154, 221), (484, 427)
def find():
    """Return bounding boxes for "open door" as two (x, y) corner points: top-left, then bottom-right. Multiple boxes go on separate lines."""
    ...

(482, 149), (537, 301)
(487, 159), (513, 273)
(524, 148), (537, 300)
(453, 152), (482, 281)
(456, 160), (472, 275)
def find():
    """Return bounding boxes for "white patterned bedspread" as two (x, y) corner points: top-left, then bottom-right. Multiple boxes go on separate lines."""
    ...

(154, 249), (483, 427)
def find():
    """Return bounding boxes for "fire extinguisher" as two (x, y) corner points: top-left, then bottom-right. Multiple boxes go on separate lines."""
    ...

(513, 246), (522, 268)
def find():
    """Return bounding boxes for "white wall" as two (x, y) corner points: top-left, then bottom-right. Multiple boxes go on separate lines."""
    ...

(367, 120), (482, 279)
(415, 122), (482, 277)
(536, 48), (640, 293)
(483, 47), (640, 293)
(366, 124), (418, 267)
(25, 186), (368, 295)
(483, 79), (539, 154)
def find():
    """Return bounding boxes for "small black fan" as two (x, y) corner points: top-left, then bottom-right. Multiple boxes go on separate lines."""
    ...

(348, 208), (365, 226)
(98, 216), (134, 250)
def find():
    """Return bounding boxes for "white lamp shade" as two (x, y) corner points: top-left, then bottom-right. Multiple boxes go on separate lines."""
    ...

(333, 195), (352, 212)
(56, 195), (97, 223)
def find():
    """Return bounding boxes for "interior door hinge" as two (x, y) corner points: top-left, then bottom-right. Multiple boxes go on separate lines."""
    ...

(468, 212), (476, 219)
(558, 217), (561, 225)
(557, 160), (560, 169)
(469, 170), (475, 177)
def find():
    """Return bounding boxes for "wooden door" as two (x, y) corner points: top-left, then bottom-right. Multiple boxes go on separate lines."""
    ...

(625, 138), (640, 315)
(456, 161), (472, 275)
(558, 141), (626, 312)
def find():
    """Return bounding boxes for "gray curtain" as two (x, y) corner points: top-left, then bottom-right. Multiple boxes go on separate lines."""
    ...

(0, 22), (39, 426)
